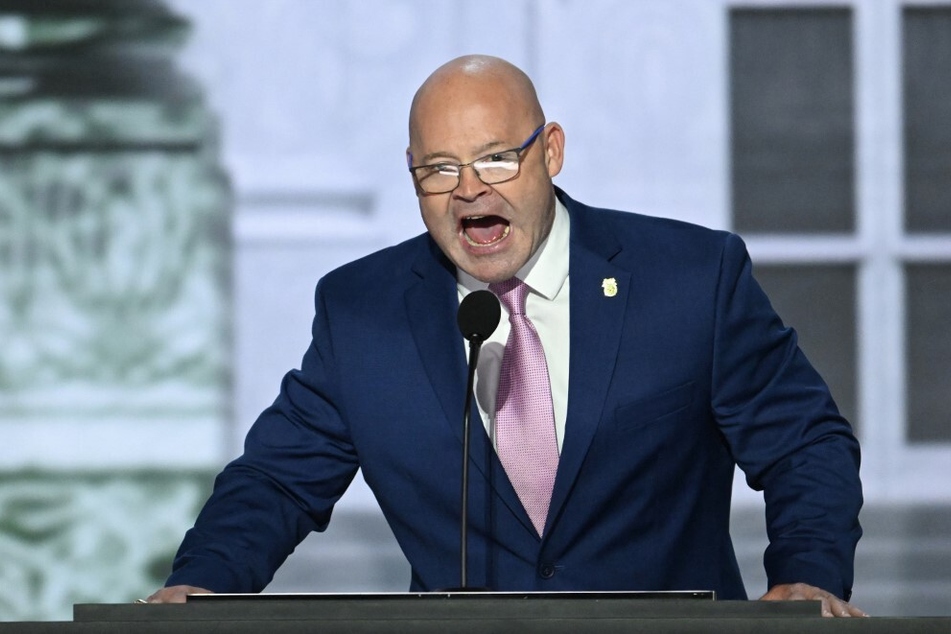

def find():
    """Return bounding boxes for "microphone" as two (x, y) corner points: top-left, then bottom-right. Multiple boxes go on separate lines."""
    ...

(455, 289), (501, 589)
(458, 289), (502, 343)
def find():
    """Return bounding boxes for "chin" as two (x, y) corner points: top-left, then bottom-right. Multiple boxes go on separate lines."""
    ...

(475, 267), (520, 285)
(455, 248), (524, 284)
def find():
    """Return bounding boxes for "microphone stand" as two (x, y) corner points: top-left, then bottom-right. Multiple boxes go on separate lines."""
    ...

(460, 336), (484, 589)
(453, 288), (500, 591)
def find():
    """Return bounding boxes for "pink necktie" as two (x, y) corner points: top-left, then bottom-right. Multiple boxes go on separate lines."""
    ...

(490, 278), (559, 537)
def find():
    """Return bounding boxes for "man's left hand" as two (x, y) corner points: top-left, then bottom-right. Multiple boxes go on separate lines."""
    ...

(760, 582), (867, 617)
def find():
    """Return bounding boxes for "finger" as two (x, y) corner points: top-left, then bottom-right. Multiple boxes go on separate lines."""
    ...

(146, 588), (185, 603)
(830, 599), (852, 618)
(846, 603), (869, 617)
(834, 600), (854, 617)
(822, 595), (870, 618)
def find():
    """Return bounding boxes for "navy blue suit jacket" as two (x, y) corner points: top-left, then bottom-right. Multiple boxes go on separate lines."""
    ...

(168, 189), (862, 599)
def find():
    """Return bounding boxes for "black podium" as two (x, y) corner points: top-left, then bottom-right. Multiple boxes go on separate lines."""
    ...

(0, 592), (948, 633)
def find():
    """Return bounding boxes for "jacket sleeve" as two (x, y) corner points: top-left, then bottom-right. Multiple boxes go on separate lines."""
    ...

(710, 232), (863, 600)
(165, 280), (360, 592)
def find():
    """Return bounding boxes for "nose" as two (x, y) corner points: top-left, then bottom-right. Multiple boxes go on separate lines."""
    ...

(453, 164), (490, 201)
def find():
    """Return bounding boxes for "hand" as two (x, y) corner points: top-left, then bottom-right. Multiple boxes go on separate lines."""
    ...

(760, 582), (867, 617)
(145, 585), (213, 604)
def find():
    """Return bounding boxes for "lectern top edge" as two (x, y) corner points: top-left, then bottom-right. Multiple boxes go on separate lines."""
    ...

(187, 590), (716, 602)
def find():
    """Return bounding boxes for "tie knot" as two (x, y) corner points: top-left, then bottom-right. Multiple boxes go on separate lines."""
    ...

(489, 278), (529, 316)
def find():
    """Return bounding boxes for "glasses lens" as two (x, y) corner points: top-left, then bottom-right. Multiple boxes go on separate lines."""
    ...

(473, 151), (520, 184)
(416, 164), (460, 193)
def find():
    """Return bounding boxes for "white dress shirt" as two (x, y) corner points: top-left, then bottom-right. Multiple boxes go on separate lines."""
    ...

(457, 198), (570, 452)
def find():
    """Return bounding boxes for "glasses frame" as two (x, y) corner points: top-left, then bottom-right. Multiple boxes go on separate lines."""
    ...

(407, 124), (546, 195)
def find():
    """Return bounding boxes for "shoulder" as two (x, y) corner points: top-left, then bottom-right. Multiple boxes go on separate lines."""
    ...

(558, 188), (744, 267)
(316, 232), (443, 299)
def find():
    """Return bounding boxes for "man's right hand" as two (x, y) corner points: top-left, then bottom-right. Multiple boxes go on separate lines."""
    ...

(145, 585), (213, 603)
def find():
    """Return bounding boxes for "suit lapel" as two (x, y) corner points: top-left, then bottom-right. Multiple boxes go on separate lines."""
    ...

(546, 197), (630, 535)
(405, 239), (467, 437)
(404, 238), (537, 536)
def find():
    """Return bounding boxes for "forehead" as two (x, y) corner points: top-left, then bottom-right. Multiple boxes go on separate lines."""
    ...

(411, 84), (529, 158)
(418, 114), (517, 159)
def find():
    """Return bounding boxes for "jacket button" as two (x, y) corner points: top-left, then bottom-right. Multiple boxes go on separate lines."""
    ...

(539, 563), (556, 579)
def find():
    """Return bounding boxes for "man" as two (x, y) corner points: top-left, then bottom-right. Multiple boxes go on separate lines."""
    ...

(150, 55), (865, 617)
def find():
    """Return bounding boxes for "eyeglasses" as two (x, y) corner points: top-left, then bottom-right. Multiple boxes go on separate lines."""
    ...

(407, 124), (545, 195)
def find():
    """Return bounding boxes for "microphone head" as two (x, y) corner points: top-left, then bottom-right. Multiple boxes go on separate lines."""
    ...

(457, 289), (501, 342)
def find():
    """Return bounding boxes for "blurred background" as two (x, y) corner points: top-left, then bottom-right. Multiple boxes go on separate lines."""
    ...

(0, 0), (948, 621)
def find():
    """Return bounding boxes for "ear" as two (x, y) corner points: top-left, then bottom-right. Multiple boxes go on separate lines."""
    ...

(406, 148), (424, 197)
(542, 122), (565, 178)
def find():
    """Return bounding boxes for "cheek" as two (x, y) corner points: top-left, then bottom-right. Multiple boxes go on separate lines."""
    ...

(511, 194), (551, 234)
(418, 201), (441, 226)
(418, 200), (456, 238)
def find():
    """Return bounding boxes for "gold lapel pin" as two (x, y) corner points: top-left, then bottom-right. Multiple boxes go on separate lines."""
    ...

(602, 277), (618, 297)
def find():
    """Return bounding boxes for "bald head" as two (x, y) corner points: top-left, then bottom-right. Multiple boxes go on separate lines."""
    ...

(409, 55), (545, 147)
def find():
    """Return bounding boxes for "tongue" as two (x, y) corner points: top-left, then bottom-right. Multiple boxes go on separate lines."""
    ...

(464, 216), (508, 244)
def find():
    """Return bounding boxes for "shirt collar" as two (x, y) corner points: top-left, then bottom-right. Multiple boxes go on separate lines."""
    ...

(457, 196), (570, 300)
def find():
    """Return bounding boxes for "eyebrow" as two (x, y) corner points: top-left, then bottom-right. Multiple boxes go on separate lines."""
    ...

(419, 139), (509, 165)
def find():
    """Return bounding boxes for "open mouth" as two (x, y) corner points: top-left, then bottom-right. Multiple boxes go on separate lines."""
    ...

(461, 215), (511, 247)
